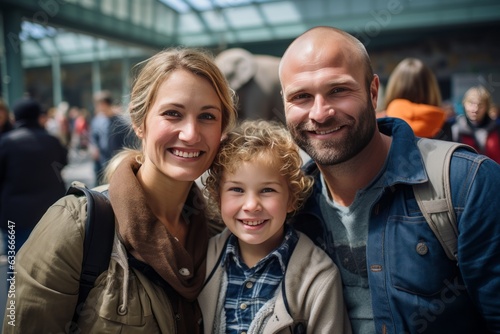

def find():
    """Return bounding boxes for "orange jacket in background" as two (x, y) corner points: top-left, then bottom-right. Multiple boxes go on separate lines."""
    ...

(385, 99), (446, 138)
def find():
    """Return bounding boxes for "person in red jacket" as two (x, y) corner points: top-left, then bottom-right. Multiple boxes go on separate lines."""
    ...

(452, 85), (500, 164)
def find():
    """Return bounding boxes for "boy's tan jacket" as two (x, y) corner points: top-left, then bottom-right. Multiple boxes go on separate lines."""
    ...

(198, 228), (352, 334)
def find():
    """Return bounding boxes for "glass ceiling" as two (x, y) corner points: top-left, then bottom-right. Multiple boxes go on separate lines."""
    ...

(20, 21), (153, 68)
(14, 0), (500, 68)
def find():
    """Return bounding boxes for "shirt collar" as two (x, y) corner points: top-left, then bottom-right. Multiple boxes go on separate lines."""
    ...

(222, 224), (298, 274)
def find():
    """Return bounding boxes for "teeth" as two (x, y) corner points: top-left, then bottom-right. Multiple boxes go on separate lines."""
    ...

(241, 220), (265, 226)
(316, 127), (341, 135)
(172, 149), (200, 158)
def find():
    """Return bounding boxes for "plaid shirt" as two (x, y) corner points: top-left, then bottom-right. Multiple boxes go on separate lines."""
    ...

(222, 225), (298, 334)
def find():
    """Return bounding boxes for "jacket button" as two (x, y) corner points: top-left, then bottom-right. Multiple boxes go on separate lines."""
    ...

(179, 268), (190, 276)
(240, 303), (248, 310)
(416, 242), (429, 255)
(117, 304), (128, 315)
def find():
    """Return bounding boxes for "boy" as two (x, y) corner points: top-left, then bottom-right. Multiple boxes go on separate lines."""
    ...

(200, 120), (351, 334)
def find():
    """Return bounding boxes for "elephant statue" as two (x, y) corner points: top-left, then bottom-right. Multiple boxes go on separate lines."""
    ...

(215, 48), (284, 123)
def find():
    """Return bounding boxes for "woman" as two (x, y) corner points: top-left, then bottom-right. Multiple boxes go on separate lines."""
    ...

(2, 48), (237, 333)
(383, 57), (451, 140)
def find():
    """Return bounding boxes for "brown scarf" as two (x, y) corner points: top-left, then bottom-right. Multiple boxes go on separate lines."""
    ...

(108, 157), (208, 333)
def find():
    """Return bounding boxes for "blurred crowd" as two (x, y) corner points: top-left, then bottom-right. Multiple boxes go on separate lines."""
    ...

(0, 91), (136, 253)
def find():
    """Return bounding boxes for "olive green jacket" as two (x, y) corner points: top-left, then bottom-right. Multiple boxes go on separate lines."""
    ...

(2, 191), (177, 333)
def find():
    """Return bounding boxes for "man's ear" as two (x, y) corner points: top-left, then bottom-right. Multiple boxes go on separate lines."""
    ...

(370, 75), (380, 110)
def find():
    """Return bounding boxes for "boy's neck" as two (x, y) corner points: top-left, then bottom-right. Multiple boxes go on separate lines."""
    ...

(237, 228), (285, 268)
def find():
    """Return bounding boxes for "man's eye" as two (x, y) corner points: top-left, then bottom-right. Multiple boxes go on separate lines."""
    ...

(331, 87), (346, 94)
(291, 93), (310, 101)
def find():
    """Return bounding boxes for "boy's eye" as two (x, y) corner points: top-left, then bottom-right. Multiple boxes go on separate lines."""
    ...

(262, 188), (275, 193)
(228, 187), (244, 193)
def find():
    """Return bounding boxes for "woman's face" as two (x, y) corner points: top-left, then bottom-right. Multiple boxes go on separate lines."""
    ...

(138, 69), (223, 182)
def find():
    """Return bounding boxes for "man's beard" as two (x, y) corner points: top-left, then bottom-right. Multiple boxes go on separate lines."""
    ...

(287, 103), (376, 166)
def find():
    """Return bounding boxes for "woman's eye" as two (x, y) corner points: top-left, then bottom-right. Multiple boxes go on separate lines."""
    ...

(199, 112), (216, 120)
(162, 110), (181, 117)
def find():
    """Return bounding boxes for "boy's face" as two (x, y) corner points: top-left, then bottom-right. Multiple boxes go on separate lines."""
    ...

(220, 159), (293, 258)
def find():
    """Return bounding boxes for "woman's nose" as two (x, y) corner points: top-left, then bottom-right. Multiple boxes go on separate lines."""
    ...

(178, 119), (201, 143)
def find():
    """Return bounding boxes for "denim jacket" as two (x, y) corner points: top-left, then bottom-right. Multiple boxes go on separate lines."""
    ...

(290, 118), (500, 334)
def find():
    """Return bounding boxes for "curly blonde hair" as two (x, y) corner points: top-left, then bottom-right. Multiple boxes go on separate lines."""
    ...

(203, 119), (313, 220)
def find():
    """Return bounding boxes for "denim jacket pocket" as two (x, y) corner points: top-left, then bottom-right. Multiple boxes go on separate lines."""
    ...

(386, 215), (458, 296)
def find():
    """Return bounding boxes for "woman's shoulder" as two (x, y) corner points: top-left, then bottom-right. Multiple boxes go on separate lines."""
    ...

(18, 193), (88, 256)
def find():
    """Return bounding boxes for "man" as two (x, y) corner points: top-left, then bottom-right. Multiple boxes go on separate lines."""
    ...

(0, 98), (68, 252)
(90, 91), (135, 185)
(279, 26), (499, 333)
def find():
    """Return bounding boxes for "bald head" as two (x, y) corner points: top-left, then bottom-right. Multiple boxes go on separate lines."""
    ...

(279, 26), (374, 90)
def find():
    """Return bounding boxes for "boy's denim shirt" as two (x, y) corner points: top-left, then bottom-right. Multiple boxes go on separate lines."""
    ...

(290, 117), (500, 334)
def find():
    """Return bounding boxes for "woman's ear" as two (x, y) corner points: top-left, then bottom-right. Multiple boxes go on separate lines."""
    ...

(134, 125), (144, 139)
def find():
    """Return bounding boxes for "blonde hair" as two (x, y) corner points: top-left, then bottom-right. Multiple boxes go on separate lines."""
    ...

(103, 47), (238, 182)
(384, 58), (442, 109)
(463, 85), (492, 112)
(203, 119), (313, 220)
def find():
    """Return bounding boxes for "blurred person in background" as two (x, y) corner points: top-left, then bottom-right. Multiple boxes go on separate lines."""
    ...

(0, 99), (13, 136)
(44, 101), (72, 147)
(489, 103), (499, 125)
(452, 86), (500, 163)
(0, 98), (68, 254)
(383, 58), (451, 140)
(72, 106), (90, 151)
(90, 91), (135, 185)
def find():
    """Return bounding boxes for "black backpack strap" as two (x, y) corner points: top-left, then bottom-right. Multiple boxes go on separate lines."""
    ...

(65, 183), (115, 323)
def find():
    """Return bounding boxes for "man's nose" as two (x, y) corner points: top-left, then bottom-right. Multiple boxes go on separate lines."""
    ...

(309, 95), (335, 123)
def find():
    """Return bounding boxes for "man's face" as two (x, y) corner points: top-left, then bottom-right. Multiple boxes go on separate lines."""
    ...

(280, 43), (378, 166)
(464, 92), (488, 124)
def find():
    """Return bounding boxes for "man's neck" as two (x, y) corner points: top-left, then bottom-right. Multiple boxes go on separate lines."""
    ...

(319, 132), (392, 207)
